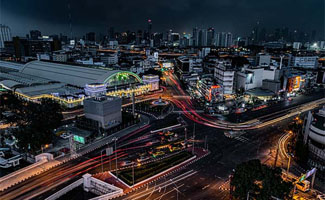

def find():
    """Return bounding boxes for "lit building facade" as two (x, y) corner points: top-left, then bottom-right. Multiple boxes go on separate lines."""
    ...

(142, 74), (159, 91)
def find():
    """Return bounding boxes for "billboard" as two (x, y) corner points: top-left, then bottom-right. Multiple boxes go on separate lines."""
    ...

(73, 135), (85, 144)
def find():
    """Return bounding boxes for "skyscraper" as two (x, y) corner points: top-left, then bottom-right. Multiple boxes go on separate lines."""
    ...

(216, 32), (232, 47)
(147, 19), (152, 40)
(192, 27), (198, 46)
(207, 27), (215, 46)
(0, 24), (12, 49)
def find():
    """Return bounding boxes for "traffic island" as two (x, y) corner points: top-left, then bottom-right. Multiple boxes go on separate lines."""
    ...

(93, 148), (209, 195)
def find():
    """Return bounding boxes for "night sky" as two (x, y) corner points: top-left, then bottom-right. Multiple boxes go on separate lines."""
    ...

(0, 0), (324, 38)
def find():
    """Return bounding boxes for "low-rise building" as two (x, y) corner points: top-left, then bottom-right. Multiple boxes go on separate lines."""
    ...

(290, 56), (318, 69)
(83, 96), (122, 130)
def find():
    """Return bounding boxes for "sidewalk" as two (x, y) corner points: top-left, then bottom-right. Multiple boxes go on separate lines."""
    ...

(0, 114), (150, 192)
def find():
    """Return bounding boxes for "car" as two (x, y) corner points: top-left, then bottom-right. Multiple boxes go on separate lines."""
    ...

(317, 194), (325, 200)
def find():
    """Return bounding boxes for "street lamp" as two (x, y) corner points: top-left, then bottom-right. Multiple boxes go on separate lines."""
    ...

(112, 137), (118, 178)
(101, 142), (109, 173)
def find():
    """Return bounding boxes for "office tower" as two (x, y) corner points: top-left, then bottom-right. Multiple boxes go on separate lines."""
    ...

(0, 24), (12, 49)
(207, 27), (215, 46)
(216, 32), (232, 47)
(192, 27), (198, 46)
(148, 19), (152, 40)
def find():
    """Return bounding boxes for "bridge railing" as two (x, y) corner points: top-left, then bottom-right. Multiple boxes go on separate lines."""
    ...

(45, 178), (83, 200)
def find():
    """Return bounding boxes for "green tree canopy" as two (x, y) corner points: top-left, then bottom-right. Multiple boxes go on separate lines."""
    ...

(231, 159), (292, 200)
(1, 92), (63, 152)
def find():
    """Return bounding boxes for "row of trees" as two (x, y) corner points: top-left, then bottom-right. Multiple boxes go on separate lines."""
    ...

(1, 92), (63, 152)
(231, 159), (292, 200)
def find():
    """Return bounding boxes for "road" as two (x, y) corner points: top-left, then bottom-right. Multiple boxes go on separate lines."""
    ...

(1, 70), (324, 199)
(119, 115), (294, 200)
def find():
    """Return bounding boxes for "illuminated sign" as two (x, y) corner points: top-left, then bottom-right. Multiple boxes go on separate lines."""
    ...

(73, 135), (85, 144)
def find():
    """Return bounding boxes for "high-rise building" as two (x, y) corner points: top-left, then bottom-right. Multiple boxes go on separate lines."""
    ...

(30, 30), (41, 40)
(192, 27), (198, 46)
(136, 30), (143, 44)
(0, 24), (11, 49)
(147, 19), (152, 40)
(201, 29), (208, 46)
(153, 32), (163, 47)
(251, 21), (260, 44)
(216, 32), (232, 47)
(207, 27), (215, 46)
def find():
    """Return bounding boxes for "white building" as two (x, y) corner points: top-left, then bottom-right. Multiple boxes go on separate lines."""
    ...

(214, 61), (235, 94)
(236, 66), (280, 92)
(290, 56), (318, 69)
(256, 53), (271, 66)
(303, 107), (325, 171)
(53, 53), (68, 62)
(142, 74), (159, 91)
(100, 54), (118, 65)
(0, 24), (11, 49)
(293, 42), (302, 50)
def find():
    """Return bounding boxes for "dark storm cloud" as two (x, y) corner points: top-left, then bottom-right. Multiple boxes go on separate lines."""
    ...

(0, 0), (323, 37)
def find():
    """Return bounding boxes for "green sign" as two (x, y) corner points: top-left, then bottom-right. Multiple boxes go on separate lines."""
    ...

(73, 135), (85, 144)
(299, 174), (306, 182)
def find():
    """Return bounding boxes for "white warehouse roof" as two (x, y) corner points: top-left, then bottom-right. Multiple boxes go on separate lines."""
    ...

(20, 61), (122, 87)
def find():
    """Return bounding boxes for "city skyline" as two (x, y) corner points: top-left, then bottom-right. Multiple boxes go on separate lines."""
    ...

(0, 0), (324, 38)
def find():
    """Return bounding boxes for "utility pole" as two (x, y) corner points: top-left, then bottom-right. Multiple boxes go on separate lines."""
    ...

(184, 127), (187, 144)
(204, 135), (207, 150)
(286, 156), (291, 179)
(101, 149), (104, 173)
(132, 163), (135, 186)
(192, 123), (195, 154)
(273, 147), (279, 168)
(113, 137), (118, 178)
(132, 91), (135, 116)
(311, 169), (316, 189)
(69, 135), (76, 157)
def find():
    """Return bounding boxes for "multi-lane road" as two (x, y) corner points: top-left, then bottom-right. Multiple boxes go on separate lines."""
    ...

(1, 70), (324, 199)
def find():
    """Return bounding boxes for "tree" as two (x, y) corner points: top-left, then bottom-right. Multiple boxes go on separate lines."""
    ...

(231, 159), (292, 200)
(2, 93), (63, 152)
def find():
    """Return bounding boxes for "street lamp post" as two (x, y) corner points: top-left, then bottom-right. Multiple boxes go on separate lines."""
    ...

(113, 137), (118, 178)
(132, 163), (135, 186)
(101, 149), (104, 173)
(101, 143), (109, 173)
